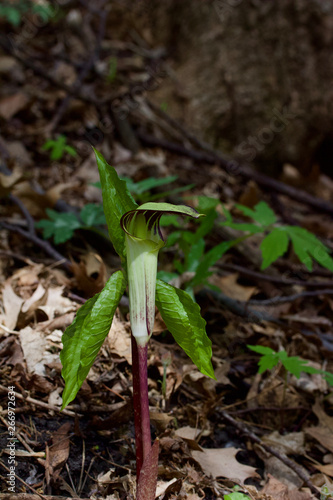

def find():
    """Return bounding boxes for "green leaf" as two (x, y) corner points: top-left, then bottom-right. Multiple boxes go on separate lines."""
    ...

(247, 345), (275, 355)
(156, 270), (179, 283)
(192, 209), (218, 242)
(224, 222), (265, 234)
(137, 202), (202, 219)
(35, 209), (81, 244)
(155, 279), (215, 379)
(224, 493), (249, 500)
(186, 239), (205, 272)
(281, 356), (309, 378)
(124, 175), (178, 195)
(260, 227), (289, 269)
(60, 270), (126, 409)
(286, 226), (333, 272)
(196, 196), (220, 213)
(94, 148), (137, 260)
(64, 145), (77, 157)
(160, 214), (182, 228)
(236, 201), (277, 227)
(80, 204), (106, 227)
(190, 240), (239, 287)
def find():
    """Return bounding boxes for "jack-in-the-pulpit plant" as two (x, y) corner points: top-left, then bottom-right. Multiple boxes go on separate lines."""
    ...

(60, 149), (215, 500)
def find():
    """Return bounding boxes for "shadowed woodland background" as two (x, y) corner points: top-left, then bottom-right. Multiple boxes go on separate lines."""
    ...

(0, 1), (333, 499)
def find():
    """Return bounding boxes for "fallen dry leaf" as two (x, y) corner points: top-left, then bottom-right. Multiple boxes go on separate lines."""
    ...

(19, 326), (47, 375)
(306, 399), (333, 454)
(0, 167), (23, 197)
(191, 447), (260, 484)
(38, 286), (76, 320)
(174, 425), (203, 451)
(210, 273), (257, 301)
(108, 312), (131, 364)
(0, 92), (28, 119)
(71, 252), (106, 296)
(48, 422), (71, 479)
(261, 473), (314, 500)
(2, 281), (24, 330)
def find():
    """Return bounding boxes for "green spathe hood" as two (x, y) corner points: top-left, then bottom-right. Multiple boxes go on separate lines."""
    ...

(121, 203), (203, 346)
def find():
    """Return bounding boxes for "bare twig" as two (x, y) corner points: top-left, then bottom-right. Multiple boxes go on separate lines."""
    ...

(218, 262), (333, 288)
(136, 130), (333, 217)
(0, 221), (72, 272)
(0, 385), (80, 417)
(0, 460), (48, 500)
(249, 289), (333, 306)
(220, 410), (320, 498)
(9, 195), (35, 235)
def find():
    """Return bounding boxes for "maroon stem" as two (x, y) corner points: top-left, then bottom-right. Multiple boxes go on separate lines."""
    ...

(131, 334), (152, 480)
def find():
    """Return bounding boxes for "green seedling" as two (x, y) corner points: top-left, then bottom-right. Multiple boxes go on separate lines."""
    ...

(60, 150), (215, 499)
(0, 0), (53, 26)
(107, 56), (118, 83)
(224, 493), (249, 500)
(248, 345), (333, 386)
(223, 201), (333, 272)
(36, 204), (106, 244)
(41, 135), (77, 161)
(159, 198), (333, 297)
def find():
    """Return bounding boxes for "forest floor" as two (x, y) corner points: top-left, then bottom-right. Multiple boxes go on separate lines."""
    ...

(1, 2), (333, 500)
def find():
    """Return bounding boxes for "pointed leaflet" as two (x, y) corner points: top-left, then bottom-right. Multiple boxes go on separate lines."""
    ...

(285, 225), (333, 272)
(236, 201), (277, 227)
(93, 148), (137, 260)
(260, 227), (289, 269)
(60, 270), (126, 409)
(155, 279), (215, 379)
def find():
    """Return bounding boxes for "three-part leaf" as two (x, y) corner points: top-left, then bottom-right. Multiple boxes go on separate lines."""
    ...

(236, 201), (277, 227)
(285, 225), (333, 272)
(35, 209), (81, 244)
(60, 270), (126, 409)
(155, 279), (215, 379)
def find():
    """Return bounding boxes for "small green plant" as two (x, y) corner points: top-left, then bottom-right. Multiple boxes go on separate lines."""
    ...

(223, 201), (333, 272)
(36, 204), (106, 244)
(248, 345), (333, 386)
(106, 56), (118, 83)
(159, 198), (333, 296)
(41, 135), (77, 161)
(224, 492), (249, 500)
(0, 0), (53, 26)
(60, 150), (215, 499)
(321, 484), (333, 500)
(94, 174), (195, 204)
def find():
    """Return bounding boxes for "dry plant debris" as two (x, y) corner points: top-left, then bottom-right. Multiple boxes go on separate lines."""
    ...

(0, 2), (332, 499)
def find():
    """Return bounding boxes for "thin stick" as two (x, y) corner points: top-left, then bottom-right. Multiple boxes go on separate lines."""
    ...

(0, 385), (81, 417)
(0, 460), (48, 500)
(136, 131), (333, 217)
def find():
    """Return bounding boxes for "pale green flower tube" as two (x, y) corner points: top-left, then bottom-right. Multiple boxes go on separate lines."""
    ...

(122, 211), (164, 346)
(121, 203), (203, 346)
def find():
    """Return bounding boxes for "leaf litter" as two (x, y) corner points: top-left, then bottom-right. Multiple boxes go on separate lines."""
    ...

(0, 4), (333, 499)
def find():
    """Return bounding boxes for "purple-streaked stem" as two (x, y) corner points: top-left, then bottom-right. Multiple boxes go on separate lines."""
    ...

(131, 334), (151, 479)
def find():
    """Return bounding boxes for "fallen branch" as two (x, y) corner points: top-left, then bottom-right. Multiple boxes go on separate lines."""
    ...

(218, 262), (333, 288)
(220, 410), (320, 498)
(136, 131), (333, 217)
(249, 289), (333, 306)
(0, 385), (80, 417)
(0, 221), (72, 272)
